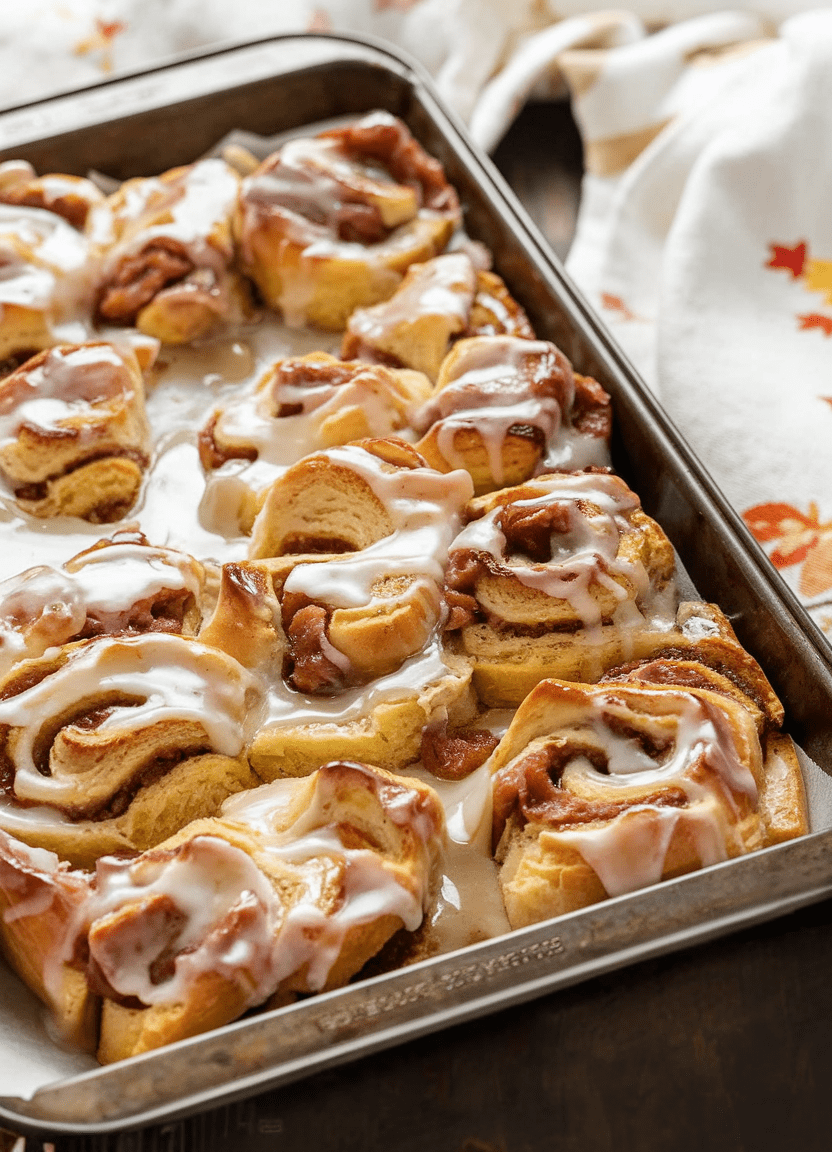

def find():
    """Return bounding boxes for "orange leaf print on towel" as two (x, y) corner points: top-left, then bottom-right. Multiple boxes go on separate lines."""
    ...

(766, 241), (807, 279)
(600, 293), (638, 322)
(766, 240), (832, 334)
(797, 313), (832, 336)
(805, 260), (832, 307)
(743, 501), (832, 597)
(73, 18), (126, 73)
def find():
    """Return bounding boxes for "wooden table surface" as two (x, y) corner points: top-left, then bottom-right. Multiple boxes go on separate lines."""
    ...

(4, 101), (831, 1152)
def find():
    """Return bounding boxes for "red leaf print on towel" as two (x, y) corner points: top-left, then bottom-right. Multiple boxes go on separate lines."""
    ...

(766, 241), (807, 279)
(743, 501), (832, 597)
(797, 313), (832, 336)
(73, 18), (126, 73)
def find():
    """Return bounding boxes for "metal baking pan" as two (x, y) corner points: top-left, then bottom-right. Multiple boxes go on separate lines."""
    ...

(1, 31), (832, 1138)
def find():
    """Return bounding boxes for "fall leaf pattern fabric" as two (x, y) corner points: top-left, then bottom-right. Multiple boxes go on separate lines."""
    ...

(565, 10), (832, 639)
(0, 2), (828, 637)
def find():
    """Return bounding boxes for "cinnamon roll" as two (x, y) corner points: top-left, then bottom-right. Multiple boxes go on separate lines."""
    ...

(92, 158), (248, 344)
(340, 252), (535, 381)
(0, 830), (98, 1051)
(413, 336), (612, 493)
(233, 112), (460, 330)
(201, 439), (476, 775)
(0, 531), (209, 678)
(0, 160), (104, 230)
(490, 676), (807, 928)
(444, 471), (677, 705)
(0, 204), (97, 367)
(0, 632), (260, 867)
(198, 352), (432, 535)
(0, 761), (445, 1062)
(0, 342), (151, 521)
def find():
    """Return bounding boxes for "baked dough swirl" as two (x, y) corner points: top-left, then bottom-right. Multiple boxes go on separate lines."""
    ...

(490, 676), (807, 927)
(0, 632), (260, 866)
(0, 160), (104, 230)
(0, 342), (151, 521)
(92, 158), (246, 344)
(234, 111), (461, 330)
(340, 252), (535, 381)
(0, 761), (445, 1062)
(0, 204), (97, 367)
(414, 335), (612, 492)
(197, 439), (476, 775)
(444, 471), (676, 704)
(198, 352), (432, 534)
(0, 531), (207, 678)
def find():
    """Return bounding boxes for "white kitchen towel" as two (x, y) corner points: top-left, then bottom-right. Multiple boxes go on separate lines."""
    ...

(561, 9), (832, 635)
(0, 1), (829, 632)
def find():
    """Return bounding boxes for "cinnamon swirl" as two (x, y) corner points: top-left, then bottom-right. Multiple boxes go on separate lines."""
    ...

(490, 677), (807, 928)
(413, 336), (612, 492)
(0, 160), (104, 230)
(340, 252), (535, 381)
(0, 531), (208, 678)
(0, 761), (445, 1062)
(233, 112), (460, 330)
(198, 352), (432, 535)
(0, 342), (151, 521)
(201, 439), (476, 775)
(0, 632), (260, 866)
(444, 471), (677, 704)
(92, 158), (248, 344)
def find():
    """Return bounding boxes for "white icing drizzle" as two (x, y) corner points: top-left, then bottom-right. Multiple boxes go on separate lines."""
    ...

(416, 337), (573, 483)
(0, 163), (103, 226)
(278, 444), (473, 611)
(236, 112), (453, 326)
(91, 159), (239, 277)
(0, 633), (256, 809)
(509, 685), (760, 899)
(13, 765), (441, 1010)
(0, 539), (202, 677)
(263, 637), (455, 727)
(0, 343), (141, 446)
(0, 203), (97, 323)
(200, 360), (423, 530)
(345, 253), (476, 347)
(451, 471), (674, 638)
(553, 803), (728, 898)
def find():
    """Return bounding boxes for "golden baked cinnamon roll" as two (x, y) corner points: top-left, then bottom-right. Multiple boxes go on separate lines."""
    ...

(444, 471), (677, 705)
(601, 600), (786, 735)
(0, 830), (98, 1051)
(199, 440), (476, 775)
(0, 632), (260, 867)
(0, 531), (208, 678)
(234, 112), (461, 330)
(413, 336), (612, 493)
(0, 160), (104, 230)
(340, 253), (535, 381)
(198, 352), (432, 534)
(490, 677), (807, 928)
(0, 204), (98, 367)
(0, 342), (151, 521)
(92, 158), (247, 344)
(0, 761), (445, 1061)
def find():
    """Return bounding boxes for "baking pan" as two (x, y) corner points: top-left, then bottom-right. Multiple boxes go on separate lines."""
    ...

(1, 31), (831, 1138)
